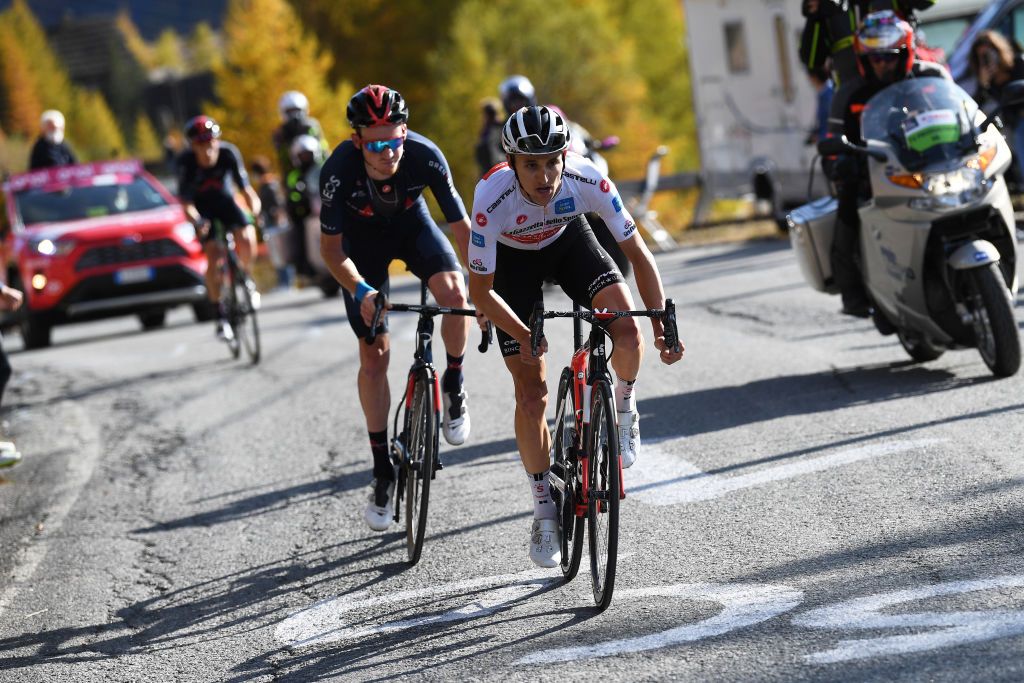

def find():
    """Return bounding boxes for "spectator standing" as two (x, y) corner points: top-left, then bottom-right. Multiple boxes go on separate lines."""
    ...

(969, 30), (1024, 183)
(29, 110), (77, 170)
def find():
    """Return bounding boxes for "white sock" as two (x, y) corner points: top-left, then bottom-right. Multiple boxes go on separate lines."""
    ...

(529, 470), (556, 520)
(615, 377), (636, 413)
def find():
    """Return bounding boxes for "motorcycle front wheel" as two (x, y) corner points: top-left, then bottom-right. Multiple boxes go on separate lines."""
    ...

(967, 263), (1021, 378)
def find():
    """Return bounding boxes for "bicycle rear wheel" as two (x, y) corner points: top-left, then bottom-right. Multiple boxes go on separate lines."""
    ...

(229, 258), (261, 364)
(550, 367), (584, 582)
(405, 370), (436, 565)
(587, 379), (620, 611)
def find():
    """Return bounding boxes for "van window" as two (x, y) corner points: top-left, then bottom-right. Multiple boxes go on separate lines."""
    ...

(725, 21), (750, 73)
(919, 17), (975, 58)
(774, 15), (795, 102)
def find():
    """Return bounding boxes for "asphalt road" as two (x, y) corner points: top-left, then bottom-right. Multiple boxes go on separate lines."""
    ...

(2, 238), (1024, 682)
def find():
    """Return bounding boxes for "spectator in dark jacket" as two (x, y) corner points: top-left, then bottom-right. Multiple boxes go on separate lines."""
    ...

(29, 110), (77, 170)
(969, 30), (1024, 183)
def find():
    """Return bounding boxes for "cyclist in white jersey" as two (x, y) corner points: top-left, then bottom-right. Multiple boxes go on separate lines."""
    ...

(467, 106), (684, 568)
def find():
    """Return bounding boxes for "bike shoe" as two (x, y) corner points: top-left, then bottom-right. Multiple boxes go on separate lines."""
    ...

(442, 387), (470, 446)
(0, 441), (21, 469)
(216, 319), (235, 342)
(618, 409), (640, 468)
(364, 478), (396, 532)
(530, 518), (561, 568)
(247, 281), (261, 311)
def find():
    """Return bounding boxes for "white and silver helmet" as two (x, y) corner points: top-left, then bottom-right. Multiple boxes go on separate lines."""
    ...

(290, 134), (322, 165)
(278, 90), (309, 121)
(501, 105), (571, 155)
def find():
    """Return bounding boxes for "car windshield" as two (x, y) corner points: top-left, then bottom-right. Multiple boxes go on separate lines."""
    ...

(15, 175), (168, 226)
(861, 77), (979, 172)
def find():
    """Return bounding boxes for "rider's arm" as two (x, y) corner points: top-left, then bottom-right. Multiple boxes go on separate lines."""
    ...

(417, 135), (471, 261)
(225, 144), (262, 218)
(468, 271), (530, 346)
(449, 217), (471, 266)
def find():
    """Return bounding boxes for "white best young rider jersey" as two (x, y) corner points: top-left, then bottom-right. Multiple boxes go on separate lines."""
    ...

(467, 153), (637, 275)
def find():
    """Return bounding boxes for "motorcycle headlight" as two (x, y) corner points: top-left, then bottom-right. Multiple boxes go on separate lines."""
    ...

(31, 237), (76, 256)
(908, 166), (987, 211)
(174, 221), (197, 243)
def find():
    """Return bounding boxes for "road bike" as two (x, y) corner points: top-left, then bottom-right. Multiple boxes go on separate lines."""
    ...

(530, 299), (679, 610)
(210, 219), (260, 364)
(369, 283), (491, 564)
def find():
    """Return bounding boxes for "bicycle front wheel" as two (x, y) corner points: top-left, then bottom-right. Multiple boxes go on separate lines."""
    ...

(405, 370), (436, 565)
(587, 379), (620, 611)
(223, 266), (241, 360)
(230, 259), (261, 364)
(551, 367), (584, 582)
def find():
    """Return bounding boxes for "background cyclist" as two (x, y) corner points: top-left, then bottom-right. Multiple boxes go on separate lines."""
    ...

(467, 105), (684, 569)
(177, 115), (262, 341)
(318, 85), (476, 532)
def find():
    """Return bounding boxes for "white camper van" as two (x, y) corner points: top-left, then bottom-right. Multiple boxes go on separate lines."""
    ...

(681, 0), (987, 223)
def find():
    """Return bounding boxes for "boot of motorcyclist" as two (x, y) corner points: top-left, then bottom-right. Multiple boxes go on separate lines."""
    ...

(830, 10), (947, 318)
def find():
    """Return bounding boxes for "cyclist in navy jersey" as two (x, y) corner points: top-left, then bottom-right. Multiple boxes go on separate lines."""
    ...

(467, 106), (684, 568)
(177, 115), (261, 341)
(319, 85), (476, 532)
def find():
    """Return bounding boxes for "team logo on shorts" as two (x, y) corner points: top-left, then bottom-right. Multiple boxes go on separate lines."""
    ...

(516, 214), (528, 225)
(471, 231), (485, 247)
(600, 179), (610, 193)
(554, 197), (576, 214)
(475, 213), (487, 227)
(612, 195), (622, 212)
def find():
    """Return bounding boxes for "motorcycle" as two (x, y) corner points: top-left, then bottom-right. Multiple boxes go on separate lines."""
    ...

(788, 76), (1023, 377)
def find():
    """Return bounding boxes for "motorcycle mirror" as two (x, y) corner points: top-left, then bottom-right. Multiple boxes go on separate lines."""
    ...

(1000, 80), (1024, 108)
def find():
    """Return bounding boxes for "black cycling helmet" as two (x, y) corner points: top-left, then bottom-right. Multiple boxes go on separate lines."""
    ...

(347, 85), (409, 128)
(499, 74), (537, 116)
(501, 105), (571, 155)
(184, 115), (221, 142)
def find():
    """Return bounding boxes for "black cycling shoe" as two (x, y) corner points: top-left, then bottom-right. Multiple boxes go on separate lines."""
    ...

(840, 302), (871, 318)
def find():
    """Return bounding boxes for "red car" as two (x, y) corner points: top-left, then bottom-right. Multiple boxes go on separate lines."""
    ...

(1, 160), (208, 349)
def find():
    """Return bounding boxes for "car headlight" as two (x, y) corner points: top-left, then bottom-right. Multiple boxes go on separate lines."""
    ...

(174, 221), (197, 243)
(31, 237), (76, 256)
(907, 166), (987, 211)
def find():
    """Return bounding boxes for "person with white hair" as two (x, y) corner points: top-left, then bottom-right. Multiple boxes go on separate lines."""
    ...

(29, 109), (78, 170)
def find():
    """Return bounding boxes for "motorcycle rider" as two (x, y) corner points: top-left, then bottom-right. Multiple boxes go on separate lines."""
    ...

(829, 10), (948, 316)
(800, 0), (935, 144)
(272, 91), (328, 283)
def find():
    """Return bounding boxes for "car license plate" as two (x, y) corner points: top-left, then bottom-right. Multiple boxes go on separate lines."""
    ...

(115, 266), (154, 284)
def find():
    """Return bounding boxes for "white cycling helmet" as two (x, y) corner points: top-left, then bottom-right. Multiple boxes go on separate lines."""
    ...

(290, 134), (322, 165)
(501, 105), (571, 155)
(278, 90), (309, 121)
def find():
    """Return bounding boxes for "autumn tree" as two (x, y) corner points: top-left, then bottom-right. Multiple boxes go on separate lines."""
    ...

(152, 28), (187, 75)
(132, 113), (164, 162)
(188, 22), (223, 73)
(3, 0), (74, 115)
(116, 10), (155, 71)
(69, 90), (128, 161)
(211, 0), (351, 166)
(0, 22), (43, 137)
(424, 0), (658, 202)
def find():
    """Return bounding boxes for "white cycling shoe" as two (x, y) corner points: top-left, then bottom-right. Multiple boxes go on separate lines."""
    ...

(529, 518), (561, 568)
(0, 441), (21, 469)
(618, 409), (640, 468)
(216, 319), (234, 342)
(364, 478), (396, 532)
(442, 388), (470, 446)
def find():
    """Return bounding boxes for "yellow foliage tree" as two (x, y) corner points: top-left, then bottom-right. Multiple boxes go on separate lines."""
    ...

(69, 90), (128, 161)
(116, 10), (155, 71)
(188, 22), (223, 73)
(132, 113), (164, 162)
(3, 0), (74, 115)
(211, 0), (352, 165)
(425, 0), (657, 203)
(152, 28), (186, 75)
(0, 22), (43, 137)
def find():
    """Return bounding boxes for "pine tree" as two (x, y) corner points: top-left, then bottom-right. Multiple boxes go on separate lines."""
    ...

(132, 113), (164, 162)
(0, 21), (43, 137)
(69, 90), (127, 161)
(188, 22), (223, 73)
(116, 10), (155, 71)
(211, 0), (351, 166)
(4, 0), (73, 114)
(152, 28), (186, 75)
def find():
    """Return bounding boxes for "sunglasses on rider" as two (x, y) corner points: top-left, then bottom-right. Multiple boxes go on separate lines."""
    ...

(867, 52), (900, 63)
(363, 137), (404, 153)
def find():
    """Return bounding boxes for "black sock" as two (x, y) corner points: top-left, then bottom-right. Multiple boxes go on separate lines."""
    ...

(369, 430), (393, 481)
(442, 353), (464, 393)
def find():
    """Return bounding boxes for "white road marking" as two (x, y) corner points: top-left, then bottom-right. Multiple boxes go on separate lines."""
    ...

(794, 575), (1024, 663)
(517, 583), (803, 664)
(628, 438), (943, 505)
(171, 343), (188, 358)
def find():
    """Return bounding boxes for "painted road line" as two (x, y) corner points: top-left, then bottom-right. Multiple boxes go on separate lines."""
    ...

(794, 574), (1024, 664)
(517, 583), (803, 664)
(628, 438), (943, 505)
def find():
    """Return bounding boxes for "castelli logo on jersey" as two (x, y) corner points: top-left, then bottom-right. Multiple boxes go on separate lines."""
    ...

(600, 179), (610, 193)
(475, 213), (487, 226)
(516, 214), (528, 225)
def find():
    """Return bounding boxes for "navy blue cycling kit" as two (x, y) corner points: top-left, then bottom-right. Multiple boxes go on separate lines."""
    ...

(319, 130), (467, 338)
(176, 142), (253, 239)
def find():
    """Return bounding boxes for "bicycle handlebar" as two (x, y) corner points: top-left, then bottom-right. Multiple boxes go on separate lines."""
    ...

(365, 293), (491, 352)
(528, 298), (681, 355)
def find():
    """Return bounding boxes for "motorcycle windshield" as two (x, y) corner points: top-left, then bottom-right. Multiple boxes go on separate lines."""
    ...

(861, 78), (979, 172)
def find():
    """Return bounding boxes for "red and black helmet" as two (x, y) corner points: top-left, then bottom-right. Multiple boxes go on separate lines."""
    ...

(184, 115), (221, 142)
(346, 85), (409, 128)
(854, 10), (915, 80)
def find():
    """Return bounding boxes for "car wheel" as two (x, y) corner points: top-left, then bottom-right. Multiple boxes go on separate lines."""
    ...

(20, 312), (52, 350)
(192, 301), (216, 322)
(139, 309), (167, 330)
